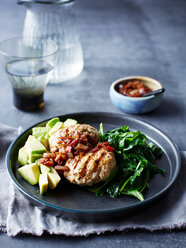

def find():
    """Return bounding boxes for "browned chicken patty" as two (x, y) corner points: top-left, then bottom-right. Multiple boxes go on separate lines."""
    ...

(49, 124), (100, 152)
(63, 147), (116, 186)
(48, 123), (116, 186)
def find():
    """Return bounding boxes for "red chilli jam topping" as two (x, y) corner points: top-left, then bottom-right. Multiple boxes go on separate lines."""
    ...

(40, 133), (115, 175)
(118, 80), (152, 97)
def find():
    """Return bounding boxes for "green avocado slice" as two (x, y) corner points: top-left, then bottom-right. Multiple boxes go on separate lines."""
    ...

(32, 127), (47, 138)
(40, 164), (51, 174)
(39, 173), (48, 195)
(49, 122), (63, 136)
(63, 118), (77, 127)
(18, 163), (40, 185)
(37, 135), (49, 149)
(46, 118), (60, 131)
(18, 146), (28, 166)
(47, 167), (61, 190)
(25, 135), (47, 163)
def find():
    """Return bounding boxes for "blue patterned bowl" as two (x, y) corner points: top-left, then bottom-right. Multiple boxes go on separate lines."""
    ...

(110, 76), (164, 114)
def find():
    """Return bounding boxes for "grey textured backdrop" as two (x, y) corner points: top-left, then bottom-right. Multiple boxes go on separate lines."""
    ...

(0, 0), (186, 247)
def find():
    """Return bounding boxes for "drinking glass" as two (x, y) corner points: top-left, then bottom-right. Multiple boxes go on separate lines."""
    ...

(0, 37), (58, 111)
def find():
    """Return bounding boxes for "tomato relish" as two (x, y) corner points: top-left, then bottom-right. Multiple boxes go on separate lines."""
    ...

(118, 80), (152, 97)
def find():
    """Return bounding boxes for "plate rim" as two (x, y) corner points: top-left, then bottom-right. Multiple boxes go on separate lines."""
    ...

(6, 111), (181, 214)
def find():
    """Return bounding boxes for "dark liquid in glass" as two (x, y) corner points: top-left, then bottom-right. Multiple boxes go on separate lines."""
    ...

(5, 59), (53, 111)
(13, 89), (44, 111)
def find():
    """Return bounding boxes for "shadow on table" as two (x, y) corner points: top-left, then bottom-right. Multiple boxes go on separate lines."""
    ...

(144, 98), (183, 118)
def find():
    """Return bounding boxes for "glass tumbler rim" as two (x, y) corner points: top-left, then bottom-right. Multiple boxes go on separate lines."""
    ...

(0, 36), (59, 60)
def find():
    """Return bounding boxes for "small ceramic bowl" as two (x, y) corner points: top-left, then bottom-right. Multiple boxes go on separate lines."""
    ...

(110, 76), (164, 114)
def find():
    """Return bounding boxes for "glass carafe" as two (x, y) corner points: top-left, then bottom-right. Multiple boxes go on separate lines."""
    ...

(18, 0), (84, 83)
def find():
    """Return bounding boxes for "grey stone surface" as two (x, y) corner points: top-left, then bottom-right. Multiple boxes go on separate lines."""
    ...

(0, 231), (186, 248)
(0, 0), (186, 246)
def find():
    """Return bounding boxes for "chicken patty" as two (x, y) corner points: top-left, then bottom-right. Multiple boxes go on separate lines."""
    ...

(46, 123), (116, 186)
(49, 124), (100, 152)
(63, 147), (116, 186)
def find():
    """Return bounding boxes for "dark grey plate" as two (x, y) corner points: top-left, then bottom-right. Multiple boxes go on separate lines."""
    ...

(6, 112), (181, 222)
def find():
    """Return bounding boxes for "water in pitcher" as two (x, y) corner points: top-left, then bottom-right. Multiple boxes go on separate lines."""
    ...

(19, 0), (84, 83)
(52, 41), (84, 83)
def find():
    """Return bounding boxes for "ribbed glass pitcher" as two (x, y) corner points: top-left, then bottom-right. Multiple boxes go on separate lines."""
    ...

(18, 0), (84, 83)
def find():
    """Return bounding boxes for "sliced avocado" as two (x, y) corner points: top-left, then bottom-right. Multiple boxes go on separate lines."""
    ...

(18, 146), (28, 165)
(47, 167), (61, 190)
(18, 163), (40, 185)
(32, 127), (47, 138)
(39, 173), (48, 195)
(45, 133), (50, 140)
(49, 121), (63, 136)
(46, 118), (60, 131)
(25, 135), (47, 163)
(37, 135), (49, 149)
(28, 153), (43, 164)
(35, 159), (42, 167)
(40, 164), (51, 174)
(25, 135), (46, 154)
(63, 118), (77, 127)
(25, 135), (37, 144)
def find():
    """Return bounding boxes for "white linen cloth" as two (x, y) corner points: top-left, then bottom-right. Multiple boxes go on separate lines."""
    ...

(0, 124), (185, 236)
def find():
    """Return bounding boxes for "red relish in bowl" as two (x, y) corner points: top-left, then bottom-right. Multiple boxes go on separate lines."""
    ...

(118, 80), (152, 97)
